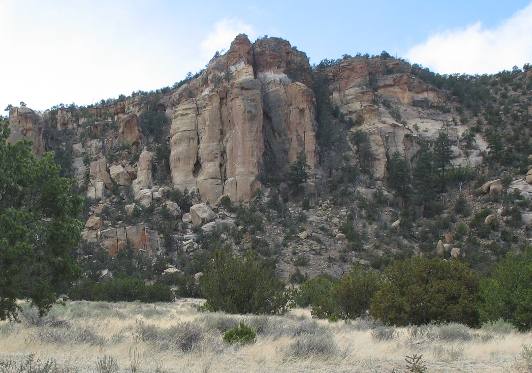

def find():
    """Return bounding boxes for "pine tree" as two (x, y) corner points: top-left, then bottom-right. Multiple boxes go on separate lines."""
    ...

(387, 152), (411, 202)
(287, 152), (309, 195)
(413, 144), (436, 208)
(433, 131), (452, 190)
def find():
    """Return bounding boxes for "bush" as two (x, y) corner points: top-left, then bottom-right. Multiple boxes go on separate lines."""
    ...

(200, 250), (290, 314)
(136, 321), (204, 352)
(370, 257), (480, 327)
(223, 323), (256, 345)
(69, 277), (174, 303)
(479, 247), (532, 331)
(334, 266), (381, 319)
(302, 267), (380, 320)
(295, 275), (337, 317)
(286, 332), (338, 358)
(139, 111), (169, 141)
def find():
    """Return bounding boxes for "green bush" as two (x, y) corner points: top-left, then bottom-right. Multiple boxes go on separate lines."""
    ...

(200, 250), (289, 314)
(370, 257), (480, 327)
(223, 322), (256, 344)
(139, 111), (169, 141)
(334, 266), (381, 319)
(295, 275), (337, 318)
(299, 267), (380, 320)
(69, 277), (174, 303)
(479, 247), (532, 331)
(287, 152), (309, 195)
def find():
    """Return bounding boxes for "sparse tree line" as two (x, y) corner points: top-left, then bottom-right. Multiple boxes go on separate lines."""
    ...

(199, 247), (531, 331)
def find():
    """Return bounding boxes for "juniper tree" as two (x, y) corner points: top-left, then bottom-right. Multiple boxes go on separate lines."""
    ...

(0, 119), (83, 320)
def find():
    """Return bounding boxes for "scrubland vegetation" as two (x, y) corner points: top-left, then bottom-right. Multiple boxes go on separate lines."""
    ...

(1, 300), (531, 373)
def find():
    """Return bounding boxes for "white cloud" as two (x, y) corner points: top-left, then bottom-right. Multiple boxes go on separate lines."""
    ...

(406, 3), (532, 74)
(200, 18), (255, 60)
(0, 1), (206, 113)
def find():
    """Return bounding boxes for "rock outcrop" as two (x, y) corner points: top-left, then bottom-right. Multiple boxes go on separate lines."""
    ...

(168, 34), (317, 203)
(132, 149), (154, 206)
(7, 106), (45, 155)
(118, 114), (141, 145)
(7, 34), (507, 259)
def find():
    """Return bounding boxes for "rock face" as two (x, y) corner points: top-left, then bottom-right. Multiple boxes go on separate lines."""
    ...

(168, 34), (317, 203)
(100, 225), (160, 256)
(322, 57), (477, 179)
(6, 34), (501, 259)
(118, 114), (141, 145)
(132, 149), (153, 206)
(7, 106), (45, 155)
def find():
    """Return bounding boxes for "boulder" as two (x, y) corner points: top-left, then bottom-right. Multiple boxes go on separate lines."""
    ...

(484, 214), (497, 225)
(163, 266), (182, 276)
(125, 204), (136, 216)
(85, 215), (102, 230)
(109, 164), (131, 186)
(72, 143), (84, 157)
(480, 179), (503, 195)
(87, 180), (105, 200)
(190, 203), (216, 227)
(136, 189), (152, 208)
(391, 219), (401, 229)
(298, 231), (309, 239)
(193, 272), (203, 284)
(201, 221), (218, 234)
(450, 247), (461, 258)
(164, 201), (181, 217)
(182, 213), (192, 224)
(435, 240), (445, 256)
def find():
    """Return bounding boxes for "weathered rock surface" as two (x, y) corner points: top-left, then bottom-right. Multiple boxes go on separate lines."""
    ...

(118, 113), (141, 145)
(109, 164), (131, 186)
(8, 106), (44, 155)
(100, 225), (160, 256)
(190, 203), (216, 227)
(132, 149), (153, 205)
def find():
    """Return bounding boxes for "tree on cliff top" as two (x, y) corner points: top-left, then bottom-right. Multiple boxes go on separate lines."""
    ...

(0, 119), (83, 320)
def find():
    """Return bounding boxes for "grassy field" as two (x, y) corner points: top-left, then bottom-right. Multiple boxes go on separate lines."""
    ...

(0, 300), (531, 373)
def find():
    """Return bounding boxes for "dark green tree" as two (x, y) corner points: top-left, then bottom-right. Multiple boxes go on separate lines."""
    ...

(295, 275), (337, 318)
(370, 257), (480, 327)
(287, 152), (309, 195)
(433, 131), (452, 188)
(333, 266), (381, 319)
(139, 111), (169, 142)
(479, 247), (532, 331)
(486, 129), (504, 163)
(387, 152), (411, 202)
(0, 120), (83, 320)
(412, 144), (438, 215)
(200, 250), (289, 314)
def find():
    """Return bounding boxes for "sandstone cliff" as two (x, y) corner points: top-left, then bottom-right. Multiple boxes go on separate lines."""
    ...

(8, 34), (517, 259)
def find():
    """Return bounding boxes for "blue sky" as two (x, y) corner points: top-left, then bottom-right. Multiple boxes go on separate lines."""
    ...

(1, 0), (531, 111)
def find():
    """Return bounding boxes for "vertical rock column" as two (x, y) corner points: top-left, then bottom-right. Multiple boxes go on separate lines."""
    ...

(224, 78), (264, 202)
(196, 93), (225, 203)
(170, 99), (199, 192)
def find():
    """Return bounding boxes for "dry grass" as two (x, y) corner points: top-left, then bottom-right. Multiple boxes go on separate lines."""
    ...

(0, 300), (530, 372)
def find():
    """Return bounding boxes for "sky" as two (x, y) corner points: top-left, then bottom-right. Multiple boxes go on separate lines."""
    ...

(1, 0), (531, 112)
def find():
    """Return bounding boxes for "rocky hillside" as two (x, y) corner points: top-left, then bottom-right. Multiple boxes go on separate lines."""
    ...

(6, 35), (531, 283)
